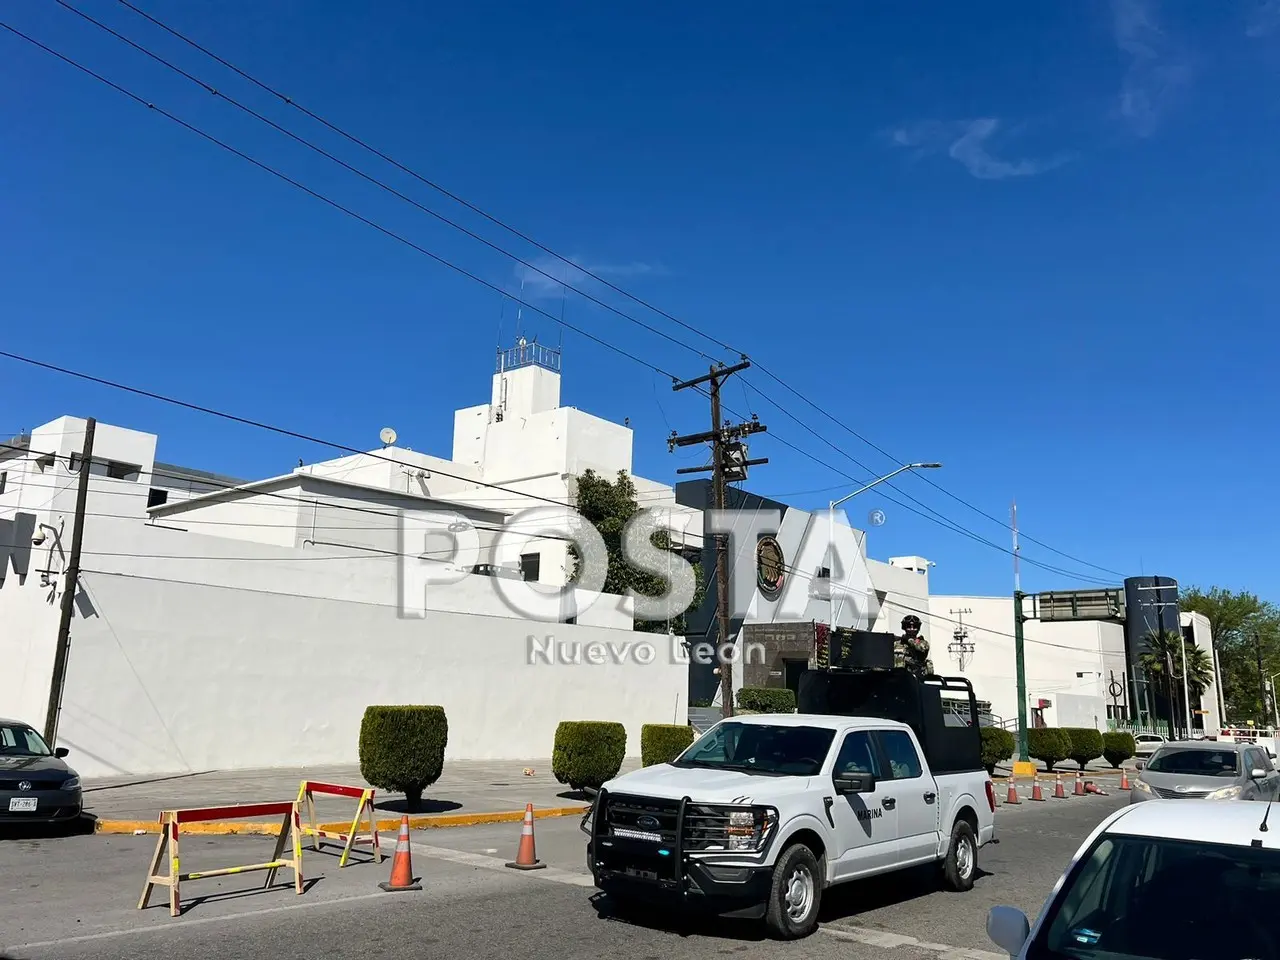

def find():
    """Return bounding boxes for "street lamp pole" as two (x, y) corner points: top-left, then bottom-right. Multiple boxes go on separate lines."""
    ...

(827, 463), (942, 627)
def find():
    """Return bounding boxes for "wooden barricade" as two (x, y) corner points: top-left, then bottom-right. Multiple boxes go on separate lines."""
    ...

(138, 801), (304, 917)
(296, 779), (383, 868)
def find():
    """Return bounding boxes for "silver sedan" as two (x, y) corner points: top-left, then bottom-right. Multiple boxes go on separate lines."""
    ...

(1129, 740), (1280, 803)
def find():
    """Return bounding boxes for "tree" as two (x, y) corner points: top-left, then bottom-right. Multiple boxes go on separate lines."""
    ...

(1180, 585), (1280, 724)
(568, 469), (706, 634)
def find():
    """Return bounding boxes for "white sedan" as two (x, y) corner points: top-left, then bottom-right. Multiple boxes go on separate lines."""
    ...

(986, 799), (1280, 958)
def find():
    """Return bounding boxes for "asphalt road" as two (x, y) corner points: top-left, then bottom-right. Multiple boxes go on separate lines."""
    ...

(0, 791), (1129, 960)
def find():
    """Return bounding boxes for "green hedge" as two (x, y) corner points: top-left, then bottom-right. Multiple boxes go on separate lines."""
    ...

(980, 727), (1016, 775)
(1062, 727), (1104, 771)
(1027, 728), (1071, 773)
(1102, 731), (1137, 769)
(552, 721), (626, 792)
(736, 687), (796, 714)
(358, 705), (448, 812)
(641, 724), (695, 766)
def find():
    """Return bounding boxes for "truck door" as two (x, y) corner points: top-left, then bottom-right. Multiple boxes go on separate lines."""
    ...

(874, 728), (939, 865)
(828, 730), (900, 879)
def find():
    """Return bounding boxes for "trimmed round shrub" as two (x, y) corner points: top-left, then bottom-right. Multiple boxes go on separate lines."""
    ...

(1062, 727), (1105, 771)
(1103, 731), (1137, 769)
(641, 723), (695, 767)
(736, 687), (796, 714)
(552, 721), (626, 792)
(1027, 728), (1071, 773)
(980, 727), (1016, 776)
(359, 705), (448, 812)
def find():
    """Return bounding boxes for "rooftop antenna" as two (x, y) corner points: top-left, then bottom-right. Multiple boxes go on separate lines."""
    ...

(495, 292), (506, 358)
(514, 276), (525, 341)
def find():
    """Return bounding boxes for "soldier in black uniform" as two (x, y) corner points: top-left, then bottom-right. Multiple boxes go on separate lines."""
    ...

(896, 614), (932, 677)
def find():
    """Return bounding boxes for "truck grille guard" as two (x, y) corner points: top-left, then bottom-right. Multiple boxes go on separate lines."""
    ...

(591, 788), (692, 894)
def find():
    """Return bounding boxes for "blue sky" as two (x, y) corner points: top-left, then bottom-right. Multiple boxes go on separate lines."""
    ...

(2, 0), (1277, 598)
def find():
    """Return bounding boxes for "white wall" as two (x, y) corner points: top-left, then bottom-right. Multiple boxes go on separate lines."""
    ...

(2, 514), (675, 776)
(926, 595), (1120, 732)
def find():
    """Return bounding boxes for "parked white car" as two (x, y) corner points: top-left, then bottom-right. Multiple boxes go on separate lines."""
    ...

(1132, 733), (1166, 757)
(584, 713), (996, 939)
(986, 798), (1280, 958)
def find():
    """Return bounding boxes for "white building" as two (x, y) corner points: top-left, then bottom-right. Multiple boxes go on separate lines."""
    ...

(924, 592), (1222, 736)
(1, 339), (940, 778)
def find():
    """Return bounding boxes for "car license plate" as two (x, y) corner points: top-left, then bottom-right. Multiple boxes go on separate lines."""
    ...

(623, 866), (658, 881)
(8, 798), (37, 813)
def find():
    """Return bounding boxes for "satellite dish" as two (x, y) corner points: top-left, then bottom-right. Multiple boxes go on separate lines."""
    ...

(379, 427), (397, 447)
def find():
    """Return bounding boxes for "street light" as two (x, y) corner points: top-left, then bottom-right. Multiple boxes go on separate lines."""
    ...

(1268, 672), (1280, 729)
(827, 462), (942, 627)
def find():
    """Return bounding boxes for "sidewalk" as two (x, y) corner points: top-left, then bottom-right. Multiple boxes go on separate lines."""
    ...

(82, 758), (641, 835)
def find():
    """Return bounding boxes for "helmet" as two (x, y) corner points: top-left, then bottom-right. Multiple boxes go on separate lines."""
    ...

(901, 615), (921, 630)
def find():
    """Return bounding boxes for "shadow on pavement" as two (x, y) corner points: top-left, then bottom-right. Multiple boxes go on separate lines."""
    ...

(585, 863), (998, 939)
(373, 798), (462, 815)
(141, 877), (324, 917)
(0, 812), (97, 842)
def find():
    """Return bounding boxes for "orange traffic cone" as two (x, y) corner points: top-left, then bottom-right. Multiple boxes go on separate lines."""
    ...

(1119, 769), (1130, 790)
(505, 803), (546, 870)
(378, 816), (421, 892)
(1074, 774), (1086, 797)
(1054, 774), (1067, 799)
(1005, 778), (1020, 804)
(1030, 777), (1045, 801)
(1085, 781), (1108, 796)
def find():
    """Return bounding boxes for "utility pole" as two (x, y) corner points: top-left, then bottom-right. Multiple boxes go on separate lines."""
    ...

(44, 418), (96, 746)
(670, 360), (767, 720)
(1012, 500), (1030, 768)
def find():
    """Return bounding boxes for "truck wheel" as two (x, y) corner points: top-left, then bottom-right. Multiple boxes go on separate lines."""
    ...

(941, 819), (977, 892)
(764, 843), (823, 939)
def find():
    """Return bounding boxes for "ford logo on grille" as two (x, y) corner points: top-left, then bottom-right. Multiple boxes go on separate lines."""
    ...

(636, 815), (659, 829)
(18, 781), (32, 792)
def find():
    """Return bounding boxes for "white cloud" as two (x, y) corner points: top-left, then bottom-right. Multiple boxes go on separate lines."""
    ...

(513, 256), (662, 298)
(888, 118), (1073, 181)
(1111, 0), (1191, 137)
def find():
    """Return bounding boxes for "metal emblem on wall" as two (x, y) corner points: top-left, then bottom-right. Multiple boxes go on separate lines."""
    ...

(756, 535), (785, 597)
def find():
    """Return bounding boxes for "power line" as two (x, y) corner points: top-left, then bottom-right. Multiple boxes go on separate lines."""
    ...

(110, 0), (738, 359)
(1, 21), (1119, 585)
(0, 21), (680, 385)
(53, 0), (725, 368)
(96, 0), (1123, 581)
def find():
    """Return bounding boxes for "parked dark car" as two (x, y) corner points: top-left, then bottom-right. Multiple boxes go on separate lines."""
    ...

(0, 719), (83, 825)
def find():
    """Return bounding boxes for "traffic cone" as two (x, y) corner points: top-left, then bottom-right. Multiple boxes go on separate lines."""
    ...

(505, 803), (546, 870)
(1054, 774), (1067, 799)
(1085, 781), (1108, 796)
(1119, 769), (1130, 790)
(1005, 778), (1020, 804)
(1030, 777), (1045, 801)
(1074, 774), (1086, 797)
(378, 816), (421, 892)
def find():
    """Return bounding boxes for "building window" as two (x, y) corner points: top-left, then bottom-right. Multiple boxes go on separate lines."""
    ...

(818, 566), (831, 580)
(147, 488), (169, 508)
(520, 552), (541, 583)
(106, 461), (140, 481)
(0, 472), (6, 495)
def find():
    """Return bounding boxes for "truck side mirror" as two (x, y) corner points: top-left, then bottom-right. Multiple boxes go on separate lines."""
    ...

(833, 774), (875, 795)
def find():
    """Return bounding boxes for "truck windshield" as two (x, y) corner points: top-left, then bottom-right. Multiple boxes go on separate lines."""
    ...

(1027, 833), (1280, 959)
(671, 722), (835, 776)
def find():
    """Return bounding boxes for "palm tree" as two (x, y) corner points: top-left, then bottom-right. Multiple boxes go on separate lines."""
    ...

(1140, 629), (1215, 736)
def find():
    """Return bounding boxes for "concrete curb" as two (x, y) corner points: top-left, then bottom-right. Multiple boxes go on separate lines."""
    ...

(94, 804), (590, 836)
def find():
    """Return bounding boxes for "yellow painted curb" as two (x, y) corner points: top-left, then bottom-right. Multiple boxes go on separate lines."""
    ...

(95, 804), (589, 837)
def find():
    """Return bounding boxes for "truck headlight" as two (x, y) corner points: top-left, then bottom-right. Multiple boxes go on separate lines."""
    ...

(685, 805), (777, 852)
(1207, 784), (1243, 800)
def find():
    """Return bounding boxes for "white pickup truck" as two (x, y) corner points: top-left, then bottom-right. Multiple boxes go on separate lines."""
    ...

(583, 712), (996, 939)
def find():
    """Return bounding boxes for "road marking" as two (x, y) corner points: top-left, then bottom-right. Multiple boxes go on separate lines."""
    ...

(822, 926), (1004, 960)
(4, 892), (392, 951)
(380, 834), (596, 887)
